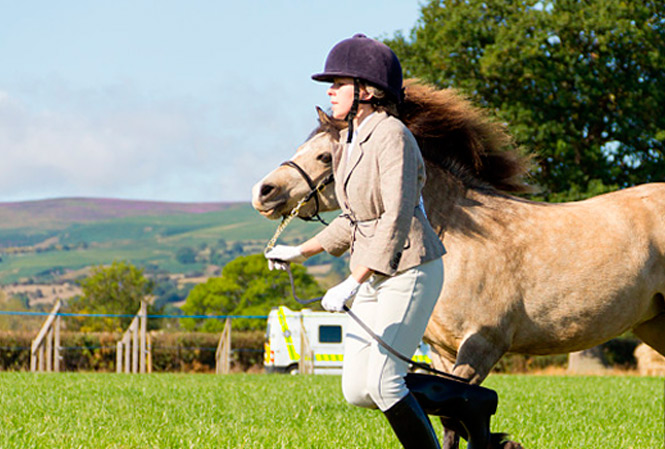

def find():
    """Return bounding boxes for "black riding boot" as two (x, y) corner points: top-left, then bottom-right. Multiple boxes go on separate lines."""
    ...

(405, 373), (498, 449)
(383, 392), (441, 449)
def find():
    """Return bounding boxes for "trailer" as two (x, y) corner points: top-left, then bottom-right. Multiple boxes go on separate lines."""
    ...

(264, 305), (432, 375)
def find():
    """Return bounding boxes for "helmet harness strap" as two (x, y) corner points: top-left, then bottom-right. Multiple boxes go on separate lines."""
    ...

(345, 78), (374, 144)
(345, 78), (361, 144)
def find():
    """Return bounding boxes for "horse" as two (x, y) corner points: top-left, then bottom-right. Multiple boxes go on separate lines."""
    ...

(251, 79), (665, 449)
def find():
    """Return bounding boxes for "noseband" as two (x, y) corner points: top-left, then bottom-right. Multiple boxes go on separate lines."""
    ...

(280, 160), (334, 225)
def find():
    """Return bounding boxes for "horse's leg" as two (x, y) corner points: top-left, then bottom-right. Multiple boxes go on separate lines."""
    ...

(428, 353), (462, 449)
(451, 332), (508, 383)
(633, 312), (665, 356)
(450, 333), (514, 449)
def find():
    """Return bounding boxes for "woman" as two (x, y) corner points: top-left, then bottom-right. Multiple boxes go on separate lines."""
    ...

(265, 34), (445, 448)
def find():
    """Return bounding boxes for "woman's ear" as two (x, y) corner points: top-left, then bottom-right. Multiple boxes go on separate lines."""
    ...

(360, 87), (374, 101)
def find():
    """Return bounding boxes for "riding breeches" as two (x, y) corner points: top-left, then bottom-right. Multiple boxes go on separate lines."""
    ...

(341, 257), (444, 412)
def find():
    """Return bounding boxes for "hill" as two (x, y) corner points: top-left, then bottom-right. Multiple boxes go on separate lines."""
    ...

(0, 198), (237, 229)
(0, 198), (338, 286)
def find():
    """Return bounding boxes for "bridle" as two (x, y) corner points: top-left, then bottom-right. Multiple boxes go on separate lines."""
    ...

(280, 160), (334, 225)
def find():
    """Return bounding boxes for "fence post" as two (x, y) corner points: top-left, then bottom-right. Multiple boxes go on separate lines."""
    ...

(30, 299), (62, 373)
(116, 341), (123, 373)
(116, 300), (151, 374)
(54, 314), (61, 372)
(147, 333), (153, 374)
(299, 316), (314, 375)
(216, 318), (232, 374)
(140, 301), (147, 374)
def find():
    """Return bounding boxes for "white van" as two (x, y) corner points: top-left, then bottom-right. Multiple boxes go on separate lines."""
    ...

(264, 305), (432, 375)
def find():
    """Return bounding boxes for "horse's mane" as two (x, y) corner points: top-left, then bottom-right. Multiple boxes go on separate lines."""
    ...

(312, 79), (532, 193)
(399, 79), (532, 193)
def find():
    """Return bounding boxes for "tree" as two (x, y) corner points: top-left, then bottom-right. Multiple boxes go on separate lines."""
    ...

(387, 0), (665, 200)
(175, 247), (197, 264)
(68, 261), (155, 332)
(181, 254), (324, 331)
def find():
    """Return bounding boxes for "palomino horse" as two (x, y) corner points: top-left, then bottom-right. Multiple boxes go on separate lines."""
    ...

(252, 80), (665, 448)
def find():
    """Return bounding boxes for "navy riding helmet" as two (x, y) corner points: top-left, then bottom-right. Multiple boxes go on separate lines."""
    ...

(312, 33), (404, 103)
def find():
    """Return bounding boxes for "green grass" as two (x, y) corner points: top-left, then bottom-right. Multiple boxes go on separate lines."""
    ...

(0, 373), (662, 448)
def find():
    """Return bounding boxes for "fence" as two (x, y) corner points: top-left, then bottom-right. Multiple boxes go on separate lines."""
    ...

(215, 318), (232, 374)
(30, 299), (62, 372)
(116, 301), (151, 374)
(1, 305), (267, 374)
(298, 315), (313, 375)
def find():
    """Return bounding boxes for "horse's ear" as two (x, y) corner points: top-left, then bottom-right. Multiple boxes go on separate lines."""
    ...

(316, 106), (330, 124)
(316, 106), (348, 130)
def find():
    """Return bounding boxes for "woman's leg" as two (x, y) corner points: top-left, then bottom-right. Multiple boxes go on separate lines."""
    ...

(341, 278), (380, 409)
(343, 258), (444, 448)
(365, 257), (443, 411)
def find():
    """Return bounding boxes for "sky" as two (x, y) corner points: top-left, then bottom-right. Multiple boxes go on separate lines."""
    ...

(0, 1), (422, 203)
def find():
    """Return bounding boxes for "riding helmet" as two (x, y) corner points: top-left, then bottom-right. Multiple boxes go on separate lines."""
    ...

(312, 33), (403, 103)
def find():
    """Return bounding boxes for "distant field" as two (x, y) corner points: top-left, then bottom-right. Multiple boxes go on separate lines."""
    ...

(0, 373), (661, 448)
(0, 201), (337, 284)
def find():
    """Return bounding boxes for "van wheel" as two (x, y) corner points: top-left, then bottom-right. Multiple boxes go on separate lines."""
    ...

(287, 364), (299, 375)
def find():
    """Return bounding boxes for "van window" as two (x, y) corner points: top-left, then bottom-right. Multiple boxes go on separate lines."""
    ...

(319, 325), (342, 343)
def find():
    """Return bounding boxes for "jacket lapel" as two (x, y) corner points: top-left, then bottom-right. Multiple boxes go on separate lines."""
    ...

(342, 112), (388, 192)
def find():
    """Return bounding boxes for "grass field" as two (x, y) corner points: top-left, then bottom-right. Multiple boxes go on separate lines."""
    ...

(0, 373), (662, 449)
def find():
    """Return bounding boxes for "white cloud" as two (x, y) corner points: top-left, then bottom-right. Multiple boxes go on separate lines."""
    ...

(0, 81), (313, 203)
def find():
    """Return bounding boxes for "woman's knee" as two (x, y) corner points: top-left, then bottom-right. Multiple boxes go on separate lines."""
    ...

(366, 371), (408, 411)
(342, 376), (378, 409)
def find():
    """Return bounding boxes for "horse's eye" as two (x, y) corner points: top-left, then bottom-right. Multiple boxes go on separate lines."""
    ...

(317, 153), (332, 164)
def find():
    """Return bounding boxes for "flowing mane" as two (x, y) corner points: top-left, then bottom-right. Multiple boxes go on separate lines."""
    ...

(399, 79), (532, 193)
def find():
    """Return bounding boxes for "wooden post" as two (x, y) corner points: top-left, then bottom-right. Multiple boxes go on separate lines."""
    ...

(131, 317), (139, 373)
(54, 314), (61, 372)
(116, 341), (123, 373)
(123, 332), (131, 374)
(216, 318), (232, 374)
(299, 316), (314, 375)
(146, 333), (152, 374)
(31, 299), (62, 372)
(139, 301), (147, 373)
(45, 326), (53, 372)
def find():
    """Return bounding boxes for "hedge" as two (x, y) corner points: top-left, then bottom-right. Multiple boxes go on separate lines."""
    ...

(0, 330), (265, 373)
(0, 331), (640, 373)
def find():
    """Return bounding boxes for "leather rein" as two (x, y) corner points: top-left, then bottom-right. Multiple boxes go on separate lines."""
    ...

(271, 160), (470, 384)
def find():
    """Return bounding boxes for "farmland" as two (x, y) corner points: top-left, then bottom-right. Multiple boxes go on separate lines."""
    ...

(0, 372), (661, 448)
(0, 199), (336, 284)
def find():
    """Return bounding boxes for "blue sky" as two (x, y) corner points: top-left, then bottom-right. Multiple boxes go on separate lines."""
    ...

(0, 1), (422, 203)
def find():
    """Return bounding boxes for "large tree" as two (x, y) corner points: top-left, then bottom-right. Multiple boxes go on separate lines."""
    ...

(68, 261), (155, 332)
(181, 254), (323, 331)
(387, 0), (665, 200)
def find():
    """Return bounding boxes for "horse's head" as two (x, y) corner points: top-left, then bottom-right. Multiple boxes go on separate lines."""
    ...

(251, 108), (345, 220)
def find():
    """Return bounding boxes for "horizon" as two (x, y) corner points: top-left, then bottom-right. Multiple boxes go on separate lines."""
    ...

(0, 2), (420, 204)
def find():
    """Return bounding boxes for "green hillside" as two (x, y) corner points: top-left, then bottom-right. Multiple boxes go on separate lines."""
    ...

(0, 199), (336, 285)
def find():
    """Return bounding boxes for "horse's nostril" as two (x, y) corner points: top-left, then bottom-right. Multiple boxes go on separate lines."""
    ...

(260, 183), (276, 198)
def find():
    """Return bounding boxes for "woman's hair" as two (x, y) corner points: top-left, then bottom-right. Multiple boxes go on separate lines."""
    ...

(363, 82), (399, 117)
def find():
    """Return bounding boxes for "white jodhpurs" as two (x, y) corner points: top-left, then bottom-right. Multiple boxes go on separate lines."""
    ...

(341, 257), (444, 412)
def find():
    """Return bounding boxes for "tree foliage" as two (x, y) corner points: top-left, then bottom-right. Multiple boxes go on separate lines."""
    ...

(387, 0), (665, 200)
(181, 254), (324, 331)
(68, 261), (155, 332)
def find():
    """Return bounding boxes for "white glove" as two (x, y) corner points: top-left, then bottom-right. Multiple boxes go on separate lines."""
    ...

(264, 244), (307, 271)
(321, 276), (361, 312)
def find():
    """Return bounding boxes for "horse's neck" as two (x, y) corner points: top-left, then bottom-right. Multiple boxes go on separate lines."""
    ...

(422, 161), (507, 235)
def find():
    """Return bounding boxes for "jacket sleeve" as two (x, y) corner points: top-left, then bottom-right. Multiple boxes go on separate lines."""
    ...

(315, 214), (352, 257)
(353, 124), (420, 275)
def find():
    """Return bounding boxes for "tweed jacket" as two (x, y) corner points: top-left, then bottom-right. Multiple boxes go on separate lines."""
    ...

(315, 112), (445, 276)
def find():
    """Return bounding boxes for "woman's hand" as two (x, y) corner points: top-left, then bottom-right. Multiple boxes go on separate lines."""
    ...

(264, 244), (306, 271)
(321, 275), (361, 312)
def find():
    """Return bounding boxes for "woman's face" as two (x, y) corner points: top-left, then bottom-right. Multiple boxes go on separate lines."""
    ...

(327, 77), (368, 120)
